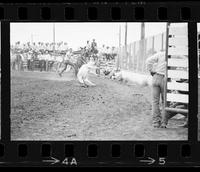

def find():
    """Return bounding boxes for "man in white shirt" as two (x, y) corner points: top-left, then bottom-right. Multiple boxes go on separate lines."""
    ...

(86, 41), (90, 51)
(145, 50), (167, 128)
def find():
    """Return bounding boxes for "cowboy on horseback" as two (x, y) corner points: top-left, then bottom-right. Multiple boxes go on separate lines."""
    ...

(58, 48), (87, 77)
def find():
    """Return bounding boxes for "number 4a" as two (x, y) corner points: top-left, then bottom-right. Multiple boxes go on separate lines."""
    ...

(62, 158), (77, 165)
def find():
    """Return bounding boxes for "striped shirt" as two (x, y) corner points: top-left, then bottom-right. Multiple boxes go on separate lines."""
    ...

(145, 51), (167, 76)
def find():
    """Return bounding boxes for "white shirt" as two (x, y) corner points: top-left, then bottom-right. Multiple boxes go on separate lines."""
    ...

(145, 51), (166, 75)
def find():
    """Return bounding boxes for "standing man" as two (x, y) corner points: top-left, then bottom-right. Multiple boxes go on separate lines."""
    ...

(105, 46), (110, 61)
(91, 39), (98, 61)
(85, 40), (91, 60)
(91, 39), (97, 50)
(91, 39), (97, 52)
(100, 44), (106, 60)
(145, 50), (166, 128)
(86, 40), (90, 51)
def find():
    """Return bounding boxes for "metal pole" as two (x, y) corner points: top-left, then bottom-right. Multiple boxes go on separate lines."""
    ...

(141, 23), (145, 73)
(141, 22), (145, 40)
(53, 23), (55, 53)
(125, 23), (127, 47)
(125, 22), (128, 69)
(117, 25), (121, 70)
(31, 34), (33, 44)
(138, 22), (145, 72)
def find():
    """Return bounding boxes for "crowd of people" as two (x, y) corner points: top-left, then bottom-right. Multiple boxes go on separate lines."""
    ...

(10, 39), (118, 72)
(11, 41), (69, 54)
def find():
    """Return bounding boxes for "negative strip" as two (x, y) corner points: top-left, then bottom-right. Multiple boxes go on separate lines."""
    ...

(198, 23), (200, 141)
(0, 22), (1, 140)
(0, 2), (199, 167)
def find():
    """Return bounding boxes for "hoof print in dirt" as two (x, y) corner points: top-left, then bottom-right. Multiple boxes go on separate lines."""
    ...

(80, 84), (88, 88)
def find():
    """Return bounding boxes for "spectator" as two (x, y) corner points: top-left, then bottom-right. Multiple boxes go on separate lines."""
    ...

(105, 46), (110, 61)
(63, 42), (68, 52)
(91, 39), (98, 54)
(99, 44), (106, 60)
(111, 46), (117, 60)
(145, 50), (166, 128)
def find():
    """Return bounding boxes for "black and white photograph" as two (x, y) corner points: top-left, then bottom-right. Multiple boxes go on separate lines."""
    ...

(198, 23), (200, 141)
(0, 22), (1, 139)
(10, 22), (188, 140)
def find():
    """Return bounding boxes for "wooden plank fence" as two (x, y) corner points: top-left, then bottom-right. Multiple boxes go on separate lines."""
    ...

(165, 23), (189, 114)
(118, 32), (165, 74)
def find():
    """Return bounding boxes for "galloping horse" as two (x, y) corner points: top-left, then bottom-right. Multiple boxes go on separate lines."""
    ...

(58, 55), (87, 77)
(58, 49), (88, 77)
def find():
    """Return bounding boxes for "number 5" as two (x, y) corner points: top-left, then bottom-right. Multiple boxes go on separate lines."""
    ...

(159, 157), (166, 165)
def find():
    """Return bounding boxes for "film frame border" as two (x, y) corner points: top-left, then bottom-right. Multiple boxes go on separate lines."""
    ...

(0, 2), (199, 167)
(0, 2), (200, 21)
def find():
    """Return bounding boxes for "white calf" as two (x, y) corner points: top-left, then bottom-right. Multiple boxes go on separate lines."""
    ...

(112, 70), (152, 87)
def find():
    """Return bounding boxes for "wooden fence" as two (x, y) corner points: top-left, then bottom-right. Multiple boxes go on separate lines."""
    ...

(117, 32), (166, 74)
(164, 24), (188, 114)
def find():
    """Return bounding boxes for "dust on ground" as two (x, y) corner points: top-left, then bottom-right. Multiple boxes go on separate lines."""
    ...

(11, 71), (188, 140)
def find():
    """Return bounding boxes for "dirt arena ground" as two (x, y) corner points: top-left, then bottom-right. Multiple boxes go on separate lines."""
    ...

(11, 70), (188, 140)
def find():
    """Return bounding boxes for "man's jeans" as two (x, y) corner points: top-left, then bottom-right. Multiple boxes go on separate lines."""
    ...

(152, 73), (165, 124)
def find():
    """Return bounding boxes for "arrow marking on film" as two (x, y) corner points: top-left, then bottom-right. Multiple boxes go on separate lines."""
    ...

(42, 157), (60, 165)
(140, 157), (156, 165)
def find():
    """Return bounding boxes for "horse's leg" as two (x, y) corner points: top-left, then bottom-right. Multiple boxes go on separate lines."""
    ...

(16, 61), (18, 71)
(59, 63), (67, 76)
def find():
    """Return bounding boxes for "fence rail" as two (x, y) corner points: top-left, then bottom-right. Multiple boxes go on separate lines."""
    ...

(117, 32), (166, 74)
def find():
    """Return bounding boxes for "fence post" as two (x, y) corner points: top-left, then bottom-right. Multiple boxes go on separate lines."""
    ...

(138, 39), (145, 73)
(152, 36), (154, 53)
(128, 44), (131, 70)
(120, 47), (123, 69)
(136, 41), (140, 72)
(161, 33), (164, 51)
(142, 39), (147, 73)
(130, 43), (134, 70)
(163, 22), (170, 121)
(132, 44), (135, 71)
(116, 48), (120, 70)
